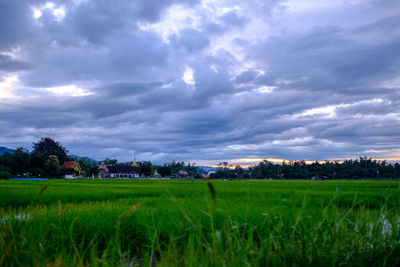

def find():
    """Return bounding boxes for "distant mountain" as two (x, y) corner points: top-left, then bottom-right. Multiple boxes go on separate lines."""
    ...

(0, 148), (100, 164)
(198, 166), (218, 172)
(198, 165), (249, 171)
(69, 154), (99, 164)
(0, 147), (15, 156)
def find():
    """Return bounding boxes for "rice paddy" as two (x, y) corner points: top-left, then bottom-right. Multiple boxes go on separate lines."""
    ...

(1, 179), (400, 266)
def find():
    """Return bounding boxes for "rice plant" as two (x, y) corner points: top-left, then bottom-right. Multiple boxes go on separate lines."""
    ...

(0, 179), (399, 266)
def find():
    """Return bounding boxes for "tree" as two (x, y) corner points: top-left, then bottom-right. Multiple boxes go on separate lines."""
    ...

(0, 152), (12, 170)
(30, 153), (46, 177)
(103, 158), (118, 165)
(218, 162), (229, 168)
(157, 166), (171, 177)
(45, 155), (60, 177)
(9, 148), (30, 175)
(168, 161), (185, 175)
(138, 161), (152, 177)
(184, 162), (198, 177)
(0, 164), (12, 179)
(234, 166), (244, 178)
(32, 137), (68, 164)
(75, 157), (98, 177)
(87, 165), (99, 177)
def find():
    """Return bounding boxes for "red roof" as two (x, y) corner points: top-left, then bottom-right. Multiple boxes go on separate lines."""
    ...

(63, 161), (77, 169)
(178, 170), (188, 176)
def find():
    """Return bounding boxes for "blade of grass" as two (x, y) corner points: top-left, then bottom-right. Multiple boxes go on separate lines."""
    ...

(115, 201), (145, 228)
(34, 182), (52, 201)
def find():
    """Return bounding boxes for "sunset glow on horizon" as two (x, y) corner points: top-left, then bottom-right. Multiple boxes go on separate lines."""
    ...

(204, 158), (342, 168)
(203, 155), (400, 168)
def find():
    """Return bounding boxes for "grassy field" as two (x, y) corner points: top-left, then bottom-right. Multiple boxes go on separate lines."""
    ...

(1, 179), (400, 266)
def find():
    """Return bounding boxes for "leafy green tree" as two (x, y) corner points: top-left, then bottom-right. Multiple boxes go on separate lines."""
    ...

(167, 161), (185, 175)
(138, 161), (152, 177)
(234, 166), (244, 178)
(251, 160), (277, 179)
(9, 147), (30, 175)
(0, 152), (12, 170)
(157, 166), (171, 177)
(59, 166), (72, 177)
(395, 163), (400, 178)
(0, 164), (12, 179)
(103, 158), (118, 165)
(73, 157), (98, 177)
(88, 165), (99, 177)
(30, 153), (46, 177)
(32, 137), (68, 164)
(45, 155), (60, 177)
(184, 162), (198, 177)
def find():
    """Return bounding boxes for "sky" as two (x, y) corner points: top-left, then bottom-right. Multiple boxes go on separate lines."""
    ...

(0, 0), (400, 166)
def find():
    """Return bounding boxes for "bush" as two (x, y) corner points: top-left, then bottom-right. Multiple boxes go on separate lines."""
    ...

(0, 164), (12, 179)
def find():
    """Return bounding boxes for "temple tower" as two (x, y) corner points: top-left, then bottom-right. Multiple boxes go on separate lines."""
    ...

(132, 154), (137, 167)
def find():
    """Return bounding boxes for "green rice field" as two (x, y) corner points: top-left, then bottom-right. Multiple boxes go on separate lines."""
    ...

(1, 179), (400, 266)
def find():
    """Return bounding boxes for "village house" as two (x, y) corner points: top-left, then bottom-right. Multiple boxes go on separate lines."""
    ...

(98, 156), (141, 178)
(63, 161), (82, 179)
(177, 170), (188, 178)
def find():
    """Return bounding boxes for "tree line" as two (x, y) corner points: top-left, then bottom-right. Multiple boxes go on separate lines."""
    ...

(1, 137), (400, 179)
(210, 158), (400, 179)
(0, 137), (99, 179)
(0, 137), (201, 179)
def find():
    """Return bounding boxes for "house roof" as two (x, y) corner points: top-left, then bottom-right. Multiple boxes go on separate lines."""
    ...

(178, 170), (188, 176)
(63, 161), (77, 169)
(106, 164), (141, 174)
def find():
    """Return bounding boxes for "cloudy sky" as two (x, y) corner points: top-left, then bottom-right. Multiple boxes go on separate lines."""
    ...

(0, 0), (399, 165)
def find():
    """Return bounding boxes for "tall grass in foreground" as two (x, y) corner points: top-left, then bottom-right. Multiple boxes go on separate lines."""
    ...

(1, 180), (400, 266)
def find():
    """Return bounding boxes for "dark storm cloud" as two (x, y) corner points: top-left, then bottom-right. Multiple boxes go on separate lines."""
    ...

(95, 81), (162, 97)
(203, 10), (249, 35)
(193, 65), (234, 98)
(136, 81), (198, 111)
(0, 0), (35, 50)
(309, 119), (400, 150)
(250, 25), (400, 94)
(136, 0), (201, 22)
(219, 11), (248, 27)
(234, 70), (260, 84)
(170, 28), (210, 52)
(0, 54), (32, 72)
(335, 99), (396, 116)
(0, 0), (400, 163)
(21, 30), (171, 87)
(65, 1), (136, 44)
(32, 0), (201, 45)
(355, 14), (400, 35)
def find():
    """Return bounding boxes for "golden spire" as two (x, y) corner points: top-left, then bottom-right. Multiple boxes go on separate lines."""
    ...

(132, 153), (137, 167)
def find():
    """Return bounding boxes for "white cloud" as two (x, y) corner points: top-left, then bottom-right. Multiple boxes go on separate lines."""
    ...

(32, 2), (66, 21)
(272, 136), (313, 145)
(138, 5), (200, 42)
(257, 86), (275, 94)
(295, 105), (336, 118)
(43, 84), (93, 97)
(0, 74), (19, 99)
(293, 99), (385, 118)
(182, 65), (195, 85)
